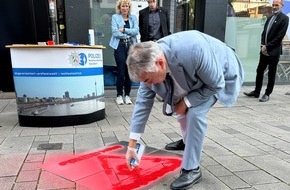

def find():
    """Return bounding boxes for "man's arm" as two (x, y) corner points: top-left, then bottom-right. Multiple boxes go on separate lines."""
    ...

(266, 14), (289, 51)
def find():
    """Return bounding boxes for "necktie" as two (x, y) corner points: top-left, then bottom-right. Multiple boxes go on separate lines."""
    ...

(163, 73), (174, 116)
(265, 14), (277, 44)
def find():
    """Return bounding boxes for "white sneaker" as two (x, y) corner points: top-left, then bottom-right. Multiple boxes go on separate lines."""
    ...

(124, 95), (132, 104)
(116, 95), (124, 105)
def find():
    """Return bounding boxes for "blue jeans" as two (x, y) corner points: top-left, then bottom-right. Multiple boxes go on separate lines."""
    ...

(114, 41), (131, 97)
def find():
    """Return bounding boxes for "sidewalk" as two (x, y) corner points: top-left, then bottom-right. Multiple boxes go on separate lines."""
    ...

(1, 85), (290, 190)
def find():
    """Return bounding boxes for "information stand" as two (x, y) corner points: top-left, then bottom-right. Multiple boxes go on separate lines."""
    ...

(6, 44), (106, 127)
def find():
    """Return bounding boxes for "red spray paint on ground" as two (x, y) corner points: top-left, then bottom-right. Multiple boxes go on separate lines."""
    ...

(40, 144), (182, 190)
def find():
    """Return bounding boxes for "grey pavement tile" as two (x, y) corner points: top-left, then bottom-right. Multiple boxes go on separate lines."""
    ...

(101, 131), (115, 138)
(102, 136), (118, 144)
(32, 141), (49, 149)
(201, 154), (220, 167)
(74, 133), (104, 152)
(245, 155), (290, 183)
(114, 130), (130, 142)
(13, 181), (38, 190)
(206, 164), (233, 177)
(0, 99), (17, 112)
(75, 127), (101, 134)
(218, 174), (251, 189)
(25, 153), (46, 163)
(266, 139), (290, 152)
(100, 124), (127, 132)
(20, 128), (50, 136)
(0, 154), (26, 176)
(0, 86), (290, 189)
(164, 132), (182, 139)
(21, 162), (41, 171)
(75, 122), (98, 128)
(49, 126), (75, 135)
(38, 170), (75, 190)
(96, 118), (110, 127)
(34, 135), (50, 141)
(141, 129), (172, 144)
(206, 126), (234, 139)
(0, 176), (15, 190)
(49, 134), (74, 144)
(16, 170), (40, 182)
(269, 150), (290, 162)
(203, 140), (234, 157)
(0, 136), (34, 154)
(106, 115), (129, 125)
(0, 137), (4, 144)
(214, 155), (258, 172)
(184, 168), (231, 190)
(253, 182), (290, 190)
(221, 128), (241, 135)
(0, 112), (18, 126)
(234, 169), (280, 185)
(0, 130), (22, 138)
(256, 144), (277, 152)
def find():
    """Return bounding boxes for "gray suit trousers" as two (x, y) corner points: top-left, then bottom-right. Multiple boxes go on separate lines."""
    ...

(178, 95), (217, 170)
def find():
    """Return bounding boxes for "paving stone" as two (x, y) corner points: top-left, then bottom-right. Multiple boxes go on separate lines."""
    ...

(13, 181), (37, 190)
(25, 153), (45, 163)
(49, 134), (74, 144)
(218, 174), (251, 189)
(245, 155), (290, 183)
(234, 169), (280, 185)
(0, 154), (26, 176)
(21, 162), (42, 171)
(16, 170), (40, 182)
(253, 182), (290, 190)
(0, 176), (15, 190)
(1, 87), (290, 189)
(38, 170), (75, 189)
(214, 155), (258, 172)
(206, 164), (233, 177)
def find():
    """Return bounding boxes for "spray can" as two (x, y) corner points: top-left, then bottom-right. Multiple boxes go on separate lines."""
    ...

(130, 143), (145, 167)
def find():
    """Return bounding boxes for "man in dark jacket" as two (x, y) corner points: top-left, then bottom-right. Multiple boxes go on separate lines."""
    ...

(244, 0), (289, 102)
(139, 0), (171, 42)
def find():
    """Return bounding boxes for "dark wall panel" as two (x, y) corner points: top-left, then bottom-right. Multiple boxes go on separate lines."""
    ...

(204, 0), (227, 42)
(65, 0), (91, 45)
(0, 0), (50, 92)
(0, 0), (35, 92)
(194, 0), (227, 42)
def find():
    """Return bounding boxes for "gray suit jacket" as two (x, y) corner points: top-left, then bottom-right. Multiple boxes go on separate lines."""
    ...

(130, 30), (244, 133)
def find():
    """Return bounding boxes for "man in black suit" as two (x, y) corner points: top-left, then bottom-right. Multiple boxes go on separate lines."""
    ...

(139, 0), (171, 42)
(244, 0), (289, 102)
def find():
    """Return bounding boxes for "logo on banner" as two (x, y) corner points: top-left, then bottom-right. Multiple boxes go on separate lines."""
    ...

(68, 51), (87, 67)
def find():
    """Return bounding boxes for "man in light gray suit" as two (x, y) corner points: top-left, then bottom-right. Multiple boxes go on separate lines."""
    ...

(125, 30), (244, 190)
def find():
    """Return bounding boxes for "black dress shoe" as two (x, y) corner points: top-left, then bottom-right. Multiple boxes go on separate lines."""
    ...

(244, 91), (260, 98)
(259, 94), (269, 102)
(170, 167), (202, 190)
(165, 139), (185, 150)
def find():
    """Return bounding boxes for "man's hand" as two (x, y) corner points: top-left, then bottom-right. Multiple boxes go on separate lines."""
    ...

(261, 45), (268, 55)
(126, 139), (138, 170)
(174, 98), (188, 115)
(126, 146), (139, 170)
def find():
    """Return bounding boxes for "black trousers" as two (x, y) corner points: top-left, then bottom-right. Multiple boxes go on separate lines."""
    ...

(255, 54), (279, 95)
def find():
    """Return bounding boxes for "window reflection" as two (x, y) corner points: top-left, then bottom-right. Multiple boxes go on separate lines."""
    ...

(226, 0), (290, 83)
